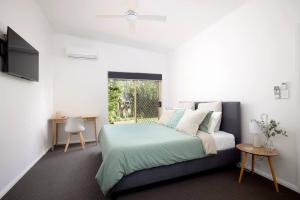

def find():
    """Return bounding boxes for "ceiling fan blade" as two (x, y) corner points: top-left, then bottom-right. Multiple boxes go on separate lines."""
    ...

(127, 0), (138, 10)
(96, 15), (124, 19)
(128, 20), (136, 33)
(138, 15), (167, 22)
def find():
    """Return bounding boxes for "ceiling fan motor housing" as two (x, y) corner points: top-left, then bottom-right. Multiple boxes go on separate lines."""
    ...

(126, 10), (138, 21)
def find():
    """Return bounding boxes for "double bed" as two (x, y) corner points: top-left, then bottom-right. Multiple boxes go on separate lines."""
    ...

(96, 102), (241, 195)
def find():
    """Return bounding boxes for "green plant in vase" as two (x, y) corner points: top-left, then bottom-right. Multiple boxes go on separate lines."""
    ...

(253, 114), (287, 151)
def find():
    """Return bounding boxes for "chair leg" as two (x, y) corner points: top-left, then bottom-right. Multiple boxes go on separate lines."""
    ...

(64, 133), (71, 152)
(82, 135), (85, 147)
(79, 132), (85, 149)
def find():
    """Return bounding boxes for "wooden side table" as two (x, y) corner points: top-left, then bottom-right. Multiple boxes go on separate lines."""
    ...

(236, 144), (279, 192)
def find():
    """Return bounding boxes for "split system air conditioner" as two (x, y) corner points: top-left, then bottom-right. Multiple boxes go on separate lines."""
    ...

(65, 47), (98, 59)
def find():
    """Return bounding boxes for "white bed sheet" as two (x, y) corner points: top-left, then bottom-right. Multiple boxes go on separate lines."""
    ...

(197, 130), (235, 151)
(211, 131), (235, 151)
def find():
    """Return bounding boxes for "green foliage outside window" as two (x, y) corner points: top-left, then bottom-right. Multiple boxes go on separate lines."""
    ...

(108, 80), (122, 123)
(108, 79), (160, 124)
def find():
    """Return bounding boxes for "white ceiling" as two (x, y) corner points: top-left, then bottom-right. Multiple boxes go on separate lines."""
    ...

(36, 0), (246, 52)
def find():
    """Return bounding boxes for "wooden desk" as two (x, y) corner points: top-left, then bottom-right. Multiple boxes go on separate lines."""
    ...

(50, 116), (98, 151)
(236, 144), (279, 192)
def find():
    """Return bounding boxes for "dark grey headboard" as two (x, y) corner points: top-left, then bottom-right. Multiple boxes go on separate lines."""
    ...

(195, 102), (241, 144)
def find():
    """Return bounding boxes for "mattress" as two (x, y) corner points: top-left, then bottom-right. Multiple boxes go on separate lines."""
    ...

(212, 131), (235, 151)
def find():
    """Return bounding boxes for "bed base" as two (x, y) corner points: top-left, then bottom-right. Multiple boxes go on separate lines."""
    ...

(110, 147), (240, 194)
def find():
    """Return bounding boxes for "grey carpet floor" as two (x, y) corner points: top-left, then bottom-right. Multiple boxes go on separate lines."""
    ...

(2, 143), (300, 200)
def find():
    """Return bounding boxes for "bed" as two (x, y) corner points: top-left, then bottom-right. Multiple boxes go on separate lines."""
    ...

(96, 102), (241, 195)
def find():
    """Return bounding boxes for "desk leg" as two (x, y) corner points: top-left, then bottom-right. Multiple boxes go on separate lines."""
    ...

(55, 124), (58, 145)
(268, 157), (279, 192)
(51, 121), (57, 151)
(251, 154), (255, 175)
(239, 152), (248, 183)
(94, 119), (98, 144)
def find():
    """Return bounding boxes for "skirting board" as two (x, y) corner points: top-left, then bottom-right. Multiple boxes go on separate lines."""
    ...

(243, 164), (298, 192)
(0, 146), (51, 199)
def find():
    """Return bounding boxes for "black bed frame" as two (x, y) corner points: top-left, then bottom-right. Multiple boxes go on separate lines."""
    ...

(110, 102), (241, 194)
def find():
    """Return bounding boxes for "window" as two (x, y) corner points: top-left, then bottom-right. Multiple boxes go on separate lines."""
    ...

(108, 72), (162, 124)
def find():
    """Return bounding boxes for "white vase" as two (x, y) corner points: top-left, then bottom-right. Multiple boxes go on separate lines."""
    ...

(253, 134), (262, 147)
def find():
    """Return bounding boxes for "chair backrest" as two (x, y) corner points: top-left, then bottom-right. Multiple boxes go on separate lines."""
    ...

(65, 117), (85, 133)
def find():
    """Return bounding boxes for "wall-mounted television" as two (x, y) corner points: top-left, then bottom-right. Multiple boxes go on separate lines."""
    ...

(1, 27), (39, 81)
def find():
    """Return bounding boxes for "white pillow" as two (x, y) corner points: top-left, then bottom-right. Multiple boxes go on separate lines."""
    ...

(207, 112), (222, 133)
(197, 102), (222, 134)
(176, 110), (208, 135)
(197, 102), (222, 112)
(158, 108), (176, 125)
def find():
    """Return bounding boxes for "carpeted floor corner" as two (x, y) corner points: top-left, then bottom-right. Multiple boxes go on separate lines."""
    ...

(2, 144), (300, 200)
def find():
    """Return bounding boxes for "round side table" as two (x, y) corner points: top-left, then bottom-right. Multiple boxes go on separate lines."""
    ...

(236, 143), (279, 192)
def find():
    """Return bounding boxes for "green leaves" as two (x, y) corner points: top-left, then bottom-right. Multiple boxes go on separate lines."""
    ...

(108, 80), (122, 123)
(254, 118), (287, 138)
(108, 79), (160, 123)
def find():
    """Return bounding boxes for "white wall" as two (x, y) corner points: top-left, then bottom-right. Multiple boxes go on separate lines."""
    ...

(297, 22), (300, 194)
(52, 34), (168, 143)
(0, 0), (54, 198)
(1, 0), (299, 197)
(168, 0), (300, 191)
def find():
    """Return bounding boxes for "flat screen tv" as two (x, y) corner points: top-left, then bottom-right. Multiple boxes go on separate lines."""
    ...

(2, 27), (39, 81)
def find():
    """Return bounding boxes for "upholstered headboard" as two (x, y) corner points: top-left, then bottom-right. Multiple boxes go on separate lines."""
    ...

(195, 102), (241, 144)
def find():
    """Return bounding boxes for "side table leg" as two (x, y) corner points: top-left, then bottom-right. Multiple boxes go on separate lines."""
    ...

(251, 154), (255, 175)
(239, 152), (248, 183)
(268, 157), (279, 192)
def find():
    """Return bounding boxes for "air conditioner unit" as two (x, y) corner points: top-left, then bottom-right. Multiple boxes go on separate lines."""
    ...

(65, 47), (98, 59)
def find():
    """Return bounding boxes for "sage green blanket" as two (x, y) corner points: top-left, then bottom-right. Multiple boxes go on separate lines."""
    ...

(95, 123), (205, 195)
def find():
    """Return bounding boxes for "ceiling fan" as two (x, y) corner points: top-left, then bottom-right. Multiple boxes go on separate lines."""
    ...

(96, 0), (167, 32)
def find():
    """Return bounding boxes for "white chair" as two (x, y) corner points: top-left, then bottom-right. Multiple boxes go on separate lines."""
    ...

(64, 117), (85, 152)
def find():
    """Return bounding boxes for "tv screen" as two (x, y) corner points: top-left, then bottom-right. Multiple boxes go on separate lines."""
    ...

(4, 27), (39, 81)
